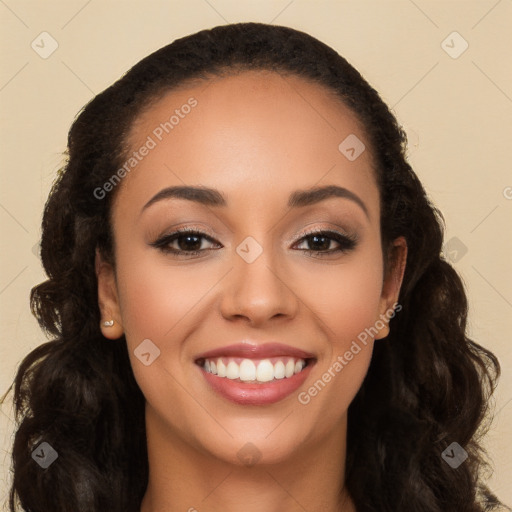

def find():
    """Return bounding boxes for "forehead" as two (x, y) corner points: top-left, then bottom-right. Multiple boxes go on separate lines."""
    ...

(115, 70), (379, 220)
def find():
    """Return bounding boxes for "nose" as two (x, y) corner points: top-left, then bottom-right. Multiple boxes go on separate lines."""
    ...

(219, 240), (299, 327)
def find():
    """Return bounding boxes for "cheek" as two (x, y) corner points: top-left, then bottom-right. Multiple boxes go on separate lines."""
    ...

(293, 243), (383, 425)
(298, 341), (373, 442)
(113, 254), (210, 424)
(295, 241), (384, 346)
(113, 249), (225, 407)
(115, 253), (216, 345)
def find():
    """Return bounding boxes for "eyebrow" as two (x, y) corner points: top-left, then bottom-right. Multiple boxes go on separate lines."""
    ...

(141, 184), (369, 218)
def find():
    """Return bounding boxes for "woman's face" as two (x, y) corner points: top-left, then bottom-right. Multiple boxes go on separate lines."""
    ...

(97, 70), (406, 466)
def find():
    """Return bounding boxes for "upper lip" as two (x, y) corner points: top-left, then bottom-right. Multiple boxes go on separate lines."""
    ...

(195, 342), (315, 361)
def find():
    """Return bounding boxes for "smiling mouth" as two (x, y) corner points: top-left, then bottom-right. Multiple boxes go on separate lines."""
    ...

(195, 356), (315, 384)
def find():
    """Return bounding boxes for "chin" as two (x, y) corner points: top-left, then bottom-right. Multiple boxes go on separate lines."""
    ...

(205, 432), (306, 468)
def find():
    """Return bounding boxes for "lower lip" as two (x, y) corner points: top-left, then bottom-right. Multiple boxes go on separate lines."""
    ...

(199, 362), (314, 406)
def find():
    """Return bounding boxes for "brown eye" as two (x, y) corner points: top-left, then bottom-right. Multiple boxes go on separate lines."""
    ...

(294, 230), (357, 256)
(175, 234), (203, 252)
(150, 229), (221, 257)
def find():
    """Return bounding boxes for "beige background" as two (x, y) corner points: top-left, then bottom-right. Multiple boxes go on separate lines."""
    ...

(1, 0), (511, 508)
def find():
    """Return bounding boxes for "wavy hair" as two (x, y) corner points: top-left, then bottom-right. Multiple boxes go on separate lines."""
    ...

(2, 22), (507, 512)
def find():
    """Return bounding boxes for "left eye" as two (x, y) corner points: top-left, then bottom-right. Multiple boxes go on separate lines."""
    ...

(295, 233), (338, 252)
(293, 231), (356, 254)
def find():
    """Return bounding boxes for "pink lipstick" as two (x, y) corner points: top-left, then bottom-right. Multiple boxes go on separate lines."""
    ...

(195, 342), (316, 405)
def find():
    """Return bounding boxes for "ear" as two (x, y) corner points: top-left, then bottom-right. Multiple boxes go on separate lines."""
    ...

(374, 236), (407, 340)
(95, 247), (124, 339)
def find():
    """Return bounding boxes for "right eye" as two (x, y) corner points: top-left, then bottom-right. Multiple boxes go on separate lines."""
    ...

(150, 229), (222, 258)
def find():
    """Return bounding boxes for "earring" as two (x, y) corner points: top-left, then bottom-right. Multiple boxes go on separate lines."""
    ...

(103, 320), (114, 327)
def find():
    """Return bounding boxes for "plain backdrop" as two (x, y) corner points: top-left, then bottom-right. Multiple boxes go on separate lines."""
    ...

(1, 0), (511, 508)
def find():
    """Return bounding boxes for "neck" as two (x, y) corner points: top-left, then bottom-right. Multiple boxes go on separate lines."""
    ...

(140, 407), (356, 512)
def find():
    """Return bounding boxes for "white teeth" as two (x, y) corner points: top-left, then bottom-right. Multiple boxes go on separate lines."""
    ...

(202, 357), (308, 382)
(226, 361), (239, 379)
(256, 360), (274, 382)
(239, 359), (256, 381)
(285, 359), (295, 378)
(217, 359), (227, 377)
(274, 361), (285, 379)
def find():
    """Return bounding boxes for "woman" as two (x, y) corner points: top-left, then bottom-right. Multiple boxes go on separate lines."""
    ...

(2, 22), (509, 511)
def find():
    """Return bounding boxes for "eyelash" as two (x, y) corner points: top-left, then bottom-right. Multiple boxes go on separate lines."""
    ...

(150, 227), (357, 259)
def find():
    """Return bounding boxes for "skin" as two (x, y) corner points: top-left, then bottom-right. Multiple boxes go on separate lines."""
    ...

(96, 70), (407, 512)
